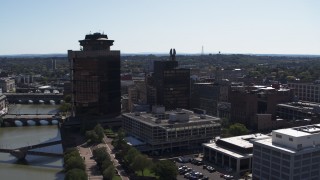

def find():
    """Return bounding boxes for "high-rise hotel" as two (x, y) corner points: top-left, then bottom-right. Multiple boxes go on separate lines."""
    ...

(68, 33), (121, 118)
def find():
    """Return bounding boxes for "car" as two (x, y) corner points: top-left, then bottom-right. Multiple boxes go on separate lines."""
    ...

(201, 176), (209, 180)
(203, 165), (207, 169)
(206, 166), (216, 173)
(184, 173), (190, 178)
(196, 161), (204, 166)
(220, 173), (225, 178)
(224, 175), (234, 179)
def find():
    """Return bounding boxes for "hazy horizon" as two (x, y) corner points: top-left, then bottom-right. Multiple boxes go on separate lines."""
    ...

(1, 0), (319, 55)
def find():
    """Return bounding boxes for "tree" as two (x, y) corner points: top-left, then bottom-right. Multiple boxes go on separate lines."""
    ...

(59, 102), (71, 112)
(101, 159), (113, 171)
(92, 147), (110, 165)
(152, 160), (177, 180)
(131, 154), (152, 176)
(64, 150), (80, 163)
(64, 95), (72, 103)
(94, 124), (105, 141)
(125, 147), (140, 165)
(64, 156), (85, 172)
(103, 165), (115, 180)
(228, 123), (249, 136)
(65, 168), (87, 180)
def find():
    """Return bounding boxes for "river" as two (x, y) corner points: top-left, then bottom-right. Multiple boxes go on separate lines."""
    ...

(0, 104), (64, 180)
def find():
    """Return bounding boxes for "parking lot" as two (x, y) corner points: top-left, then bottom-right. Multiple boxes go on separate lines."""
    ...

(176, 161), (227, 180)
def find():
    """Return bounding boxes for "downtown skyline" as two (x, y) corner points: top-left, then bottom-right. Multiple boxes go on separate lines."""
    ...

(1, 0), (319, 55)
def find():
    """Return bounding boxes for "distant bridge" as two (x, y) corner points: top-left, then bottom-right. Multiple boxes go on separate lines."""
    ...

(4, 93), (64, 104)
(0, 140), (63, 160)
(2, 114), (62, 127)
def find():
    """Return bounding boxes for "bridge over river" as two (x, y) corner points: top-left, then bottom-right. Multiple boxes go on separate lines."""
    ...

(4, 93), (63, 104)
(0, 140), (63, 160)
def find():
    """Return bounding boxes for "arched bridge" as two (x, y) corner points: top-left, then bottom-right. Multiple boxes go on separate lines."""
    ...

(4, 93), (64, 104)
(0, 140), (63, 160)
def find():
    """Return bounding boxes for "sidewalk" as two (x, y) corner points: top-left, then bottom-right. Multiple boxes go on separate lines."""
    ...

(78, 145), (103, 180)
(103, 136), (130, 180)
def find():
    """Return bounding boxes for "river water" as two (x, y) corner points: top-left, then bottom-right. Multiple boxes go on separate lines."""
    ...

(0, 104), (64, 180)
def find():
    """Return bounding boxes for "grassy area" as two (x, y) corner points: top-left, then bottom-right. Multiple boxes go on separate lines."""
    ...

(112, 175), (122, 180)
(136, 168), (158, 178)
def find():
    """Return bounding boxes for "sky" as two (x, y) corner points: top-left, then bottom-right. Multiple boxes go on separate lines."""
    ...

(0, 0), (319, 55)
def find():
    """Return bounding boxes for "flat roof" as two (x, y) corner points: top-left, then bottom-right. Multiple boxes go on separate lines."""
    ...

(123, 109), (220, 128)
(203, 134), (269, 158)
(220, 134), (269, 149)
(203, 142), (249, 159)
(274, 124), (320, 137)
(254, 137), (320, 154)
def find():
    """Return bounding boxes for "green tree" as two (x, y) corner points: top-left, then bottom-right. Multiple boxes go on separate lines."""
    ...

(103, 165), (115, 180)
(228, 123), (249, 136)
(64, 95), (72, 103)
(131, 154), (152, 176)
(92, 147), (110, 165)
(64, 150), (80, 163)
(59, 102), (71, 112)
(125, 147), (140, 165)
(94, 124), (105, 141)
(65, 156), (85, 172)
(101, 159), (113, 171)
(65, 168), (87, 180)
(152, 160), (177, 180)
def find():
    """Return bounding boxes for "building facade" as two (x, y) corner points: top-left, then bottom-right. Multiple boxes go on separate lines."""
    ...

(191, 82), (229, 116)
(288, 82), (320, 103)
(68, 33), (121, 117)
(0, 78), (15, 93)
(253, 124), (320, 180)
(203, 134), (269, 174)
(122, 106), (221, 153)
(153, 60), (190, 110)
(229, 86), (293, 129)
(0, 94), (7, 115)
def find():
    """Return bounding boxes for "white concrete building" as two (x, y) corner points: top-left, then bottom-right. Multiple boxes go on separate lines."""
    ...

(253, 124), (320, 180)
(203, 134), (269, 174)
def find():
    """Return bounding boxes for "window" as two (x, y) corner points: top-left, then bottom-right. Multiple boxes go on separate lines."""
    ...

(276, 134), (282, 138)
(297, 144), (302, 149)
(289, 137), (293, 141)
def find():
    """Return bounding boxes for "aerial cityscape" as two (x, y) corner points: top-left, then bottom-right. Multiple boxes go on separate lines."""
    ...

(1, 1), (320, 180)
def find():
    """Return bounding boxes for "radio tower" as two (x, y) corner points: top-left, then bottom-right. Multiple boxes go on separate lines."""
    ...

(201, 46), (204, 56)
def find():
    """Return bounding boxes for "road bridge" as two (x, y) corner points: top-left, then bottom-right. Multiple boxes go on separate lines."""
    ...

(0, 140), (63, 160)
(4, 93), (63, 104)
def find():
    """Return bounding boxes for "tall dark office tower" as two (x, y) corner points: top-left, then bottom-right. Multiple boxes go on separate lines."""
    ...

(68, 33), (121, 118)
(152, 50), (190, 110)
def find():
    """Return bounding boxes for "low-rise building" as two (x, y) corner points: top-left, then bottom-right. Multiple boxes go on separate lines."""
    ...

(288, 82), (320, 103)
(0, 78), (15, 93)
(203, 134), (269, 174)
(253, 124), (320, 180)
(276, 101), (320, 121)
(0, 94), (7, 115)
(122, 106), (221, 153)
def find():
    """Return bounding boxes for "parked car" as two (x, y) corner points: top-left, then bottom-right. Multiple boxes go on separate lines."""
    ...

(201, 176), (209, 180)
(203, 165), (207, 169)
(184, 173), (191, 178)
(224, 175), (234, 179)
(206, 166), (216, 173)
